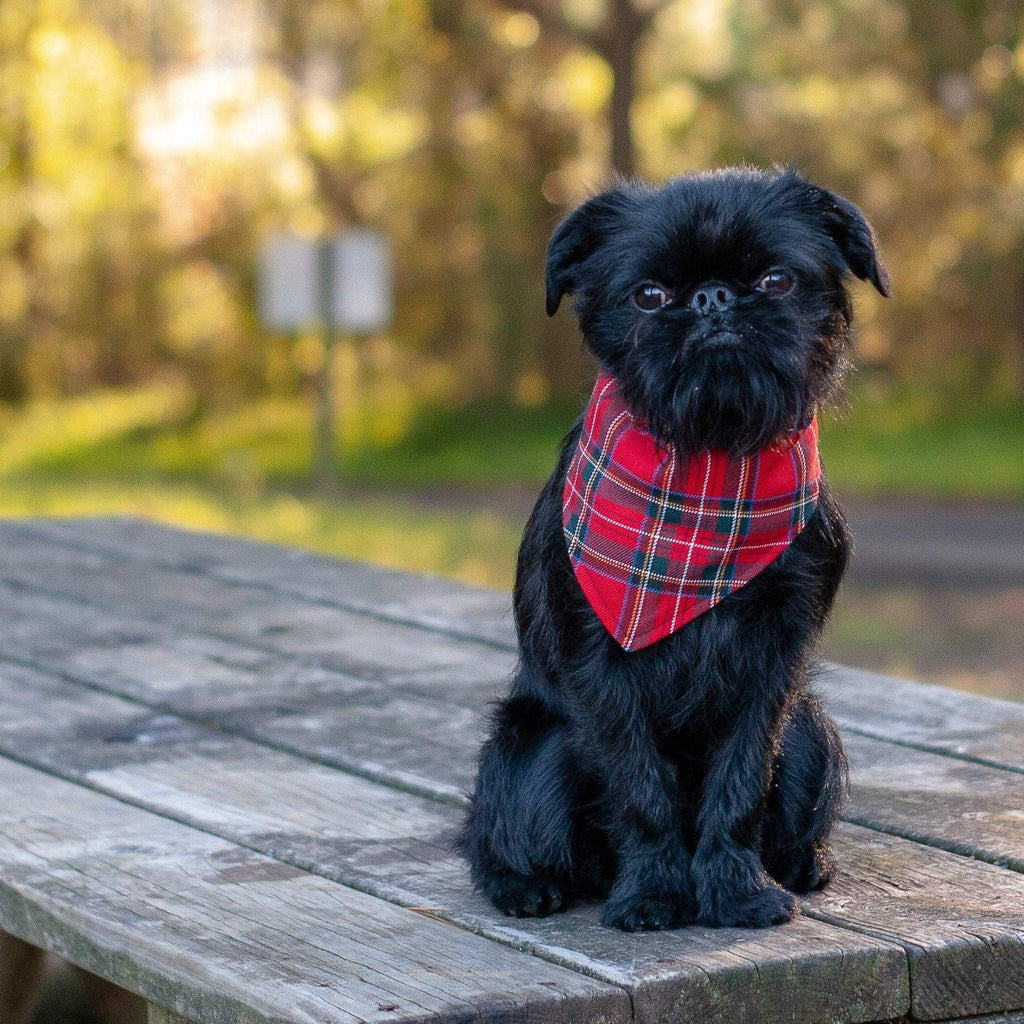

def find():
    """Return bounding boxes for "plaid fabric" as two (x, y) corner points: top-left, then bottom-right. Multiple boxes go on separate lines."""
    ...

(562, 373), (821, 651)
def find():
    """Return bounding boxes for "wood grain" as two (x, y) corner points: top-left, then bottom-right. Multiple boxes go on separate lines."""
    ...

(0, 755), (629, 1024)
(0, 529), (502, 685)
(11, 518), (1024, 775)
(846, 732), (1024, 873)
(6, 517), (516, 649)
(5, 519), (1024, 1019)
(820, 663), (1024, 774)
(809, 823), (1024, 1020)
(0, 579), (494, 802)
(2, 571), (1023, 882)
(0, 659), (908, 1024)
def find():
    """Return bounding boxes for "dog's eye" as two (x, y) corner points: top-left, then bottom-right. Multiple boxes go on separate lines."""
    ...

(632, 284), (673, 312)
(756, 270), (795, 296)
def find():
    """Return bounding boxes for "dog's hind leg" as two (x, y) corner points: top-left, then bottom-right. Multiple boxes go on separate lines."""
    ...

(761, 690), (848, 893)
(459, 685), (580, 917)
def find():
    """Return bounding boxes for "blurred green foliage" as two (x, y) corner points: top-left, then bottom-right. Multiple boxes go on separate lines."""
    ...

(0, 0), (1021, 497)
(0, 379), (1019, 499)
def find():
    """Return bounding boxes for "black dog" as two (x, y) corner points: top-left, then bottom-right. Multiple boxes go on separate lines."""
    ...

(460, 166), (889, 931)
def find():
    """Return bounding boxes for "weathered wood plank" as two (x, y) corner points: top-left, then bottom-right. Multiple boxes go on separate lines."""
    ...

(821, 664), (1024, 774)
(7, 630), (1024, 1019)
(6, 517), (516, 648)
(2, 659), (1015, 1023)
(3, 536), (1024, 881)
(0, 579), (496, 801)
(4, 532), (1024, 844)
(12, 662), (1024, 1022)
(0, 528), (510, 706)
(3, 570), (1024, 884)
(846, 732), (1024, 872)
(9, 519), (1024, 778)
(5, 521), (1024, 1018)
(0, 755), (630, 1024)
(0, 660), (468, 899)
(0, 659), (908, 1024)
(808, 823), (1024, 1020)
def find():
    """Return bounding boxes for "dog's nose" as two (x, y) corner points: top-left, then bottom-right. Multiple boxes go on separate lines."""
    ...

(689, 283), (735, 315)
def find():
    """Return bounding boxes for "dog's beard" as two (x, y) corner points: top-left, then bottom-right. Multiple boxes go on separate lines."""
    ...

(623, 345), (813, 457)
(608, 302), (851, 457)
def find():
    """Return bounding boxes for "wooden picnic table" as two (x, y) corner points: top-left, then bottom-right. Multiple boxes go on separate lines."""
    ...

(0, 516), (1023, 1024)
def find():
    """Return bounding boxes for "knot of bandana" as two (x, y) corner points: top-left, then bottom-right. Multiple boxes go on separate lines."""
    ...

(562, 373), (821, 651)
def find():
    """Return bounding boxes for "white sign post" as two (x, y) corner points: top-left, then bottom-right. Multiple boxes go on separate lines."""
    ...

(258, 232), (321, 331)
(330, 230), (393, 335)
(258, 228), (393, 490)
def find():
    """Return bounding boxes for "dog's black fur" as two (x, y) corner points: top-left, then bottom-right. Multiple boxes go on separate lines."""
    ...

(459, 166), (890, 931)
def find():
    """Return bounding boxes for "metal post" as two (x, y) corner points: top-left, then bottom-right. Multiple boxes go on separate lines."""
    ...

(313, 240), (338, 493)
(259, 228), (390, 493)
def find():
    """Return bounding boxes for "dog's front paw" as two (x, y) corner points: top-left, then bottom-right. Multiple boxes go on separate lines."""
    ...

(770, 842), (835, 894)
(487, 872), (568, 918)
(601, 891), (696, 932)
(699, 879), (800, 928)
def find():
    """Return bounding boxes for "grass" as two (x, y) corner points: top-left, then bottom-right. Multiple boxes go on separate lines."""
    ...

(820, 392), (1024, 500)
(11, 382), (1022, 499)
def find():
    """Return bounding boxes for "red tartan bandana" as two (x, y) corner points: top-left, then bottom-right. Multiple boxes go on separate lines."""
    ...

(562, 373), (821, 651)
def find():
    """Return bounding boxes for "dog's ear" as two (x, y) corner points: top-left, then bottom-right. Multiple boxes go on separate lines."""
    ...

(812, 187), (891, 297)
(545, 186), (637, 316)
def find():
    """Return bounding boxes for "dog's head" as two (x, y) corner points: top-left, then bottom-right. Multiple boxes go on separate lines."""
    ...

(546, 166), (890, 454)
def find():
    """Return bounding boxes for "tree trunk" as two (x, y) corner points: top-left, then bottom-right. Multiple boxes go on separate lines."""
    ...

(605, 4), (641, 178)
(1017, 267), (1024, 400)
(608, 40), (635, 177)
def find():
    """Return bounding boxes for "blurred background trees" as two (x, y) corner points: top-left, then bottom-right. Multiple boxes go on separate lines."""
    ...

(2, 0), (1023, 421)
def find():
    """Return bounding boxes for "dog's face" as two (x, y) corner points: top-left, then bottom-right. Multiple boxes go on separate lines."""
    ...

(546, 167), (890, 454)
